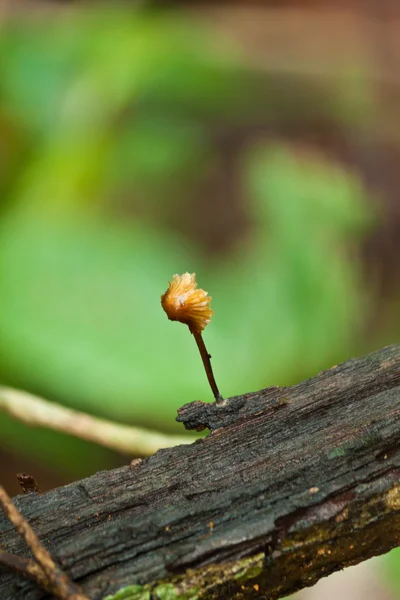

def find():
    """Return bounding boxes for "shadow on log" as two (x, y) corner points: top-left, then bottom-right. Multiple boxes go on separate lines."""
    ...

(1, 345), (400, 599)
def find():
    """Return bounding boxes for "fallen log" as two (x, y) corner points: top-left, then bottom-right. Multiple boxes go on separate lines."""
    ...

(1, 344), (400, 600)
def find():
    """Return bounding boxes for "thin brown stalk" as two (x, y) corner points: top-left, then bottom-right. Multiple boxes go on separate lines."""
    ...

(192, 331), (223, 403)
(0, 551), (54, 594)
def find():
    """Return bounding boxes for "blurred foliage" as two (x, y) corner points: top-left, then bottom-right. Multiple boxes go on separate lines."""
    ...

(385, 547), (400, 597)
(0, 7), (374, 478)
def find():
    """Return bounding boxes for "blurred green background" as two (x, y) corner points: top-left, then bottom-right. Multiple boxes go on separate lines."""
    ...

(0, 3), (399, 599)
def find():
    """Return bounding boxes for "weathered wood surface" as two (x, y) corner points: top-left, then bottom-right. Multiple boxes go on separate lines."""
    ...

(1, 345), (400, 600)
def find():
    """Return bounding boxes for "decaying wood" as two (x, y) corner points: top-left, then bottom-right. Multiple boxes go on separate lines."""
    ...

(0, 345), (400, 600)
(0, 487), (88, 600)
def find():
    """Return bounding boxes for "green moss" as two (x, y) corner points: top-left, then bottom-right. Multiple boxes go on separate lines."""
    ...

(328, 431), (382, 461)
(328, 447), (346, 459)
(103, 553), (264, 600)
(234, 565), (263, 582)
(278, 397), (289, 405)
(105, 583), (199, 600)
(104, 585), (150, 600)
(232, 554), (264, 582)
(361, 432), (381, 446)
(154, 584), (180, 600)
(154, 583), (199, 600)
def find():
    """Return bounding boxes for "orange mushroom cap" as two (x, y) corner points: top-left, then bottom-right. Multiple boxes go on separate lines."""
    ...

(161, 272), (213, 334)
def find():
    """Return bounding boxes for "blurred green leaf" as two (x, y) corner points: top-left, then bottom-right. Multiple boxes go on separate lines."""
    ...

(110, 117), (207, 184)
(0, 8), (375, 473)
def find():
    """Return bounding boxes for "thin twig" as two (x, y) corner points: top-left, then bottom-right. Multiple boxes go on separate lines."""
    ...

(0, 551), (55, 595)
(0, 386), (196, 456)
(0, 486), (88, 600)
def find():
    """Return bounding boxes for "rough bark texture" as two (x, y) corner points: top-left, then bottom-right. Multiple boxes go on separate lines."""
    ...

(1, 345), (400, 600)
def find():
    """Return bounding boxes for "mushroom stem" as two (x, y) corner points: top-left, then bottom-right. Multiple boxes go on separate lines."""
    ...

(192, 330), (223, 403)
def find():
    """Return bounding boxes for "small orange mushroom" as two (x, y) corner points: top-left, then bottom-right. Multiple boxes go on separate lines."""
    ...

(161, 273), (222, 403)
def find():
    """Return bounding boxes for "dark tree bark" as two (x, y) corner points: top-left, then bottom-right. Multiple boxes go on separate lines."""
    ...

(1, 345), (400, 600)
